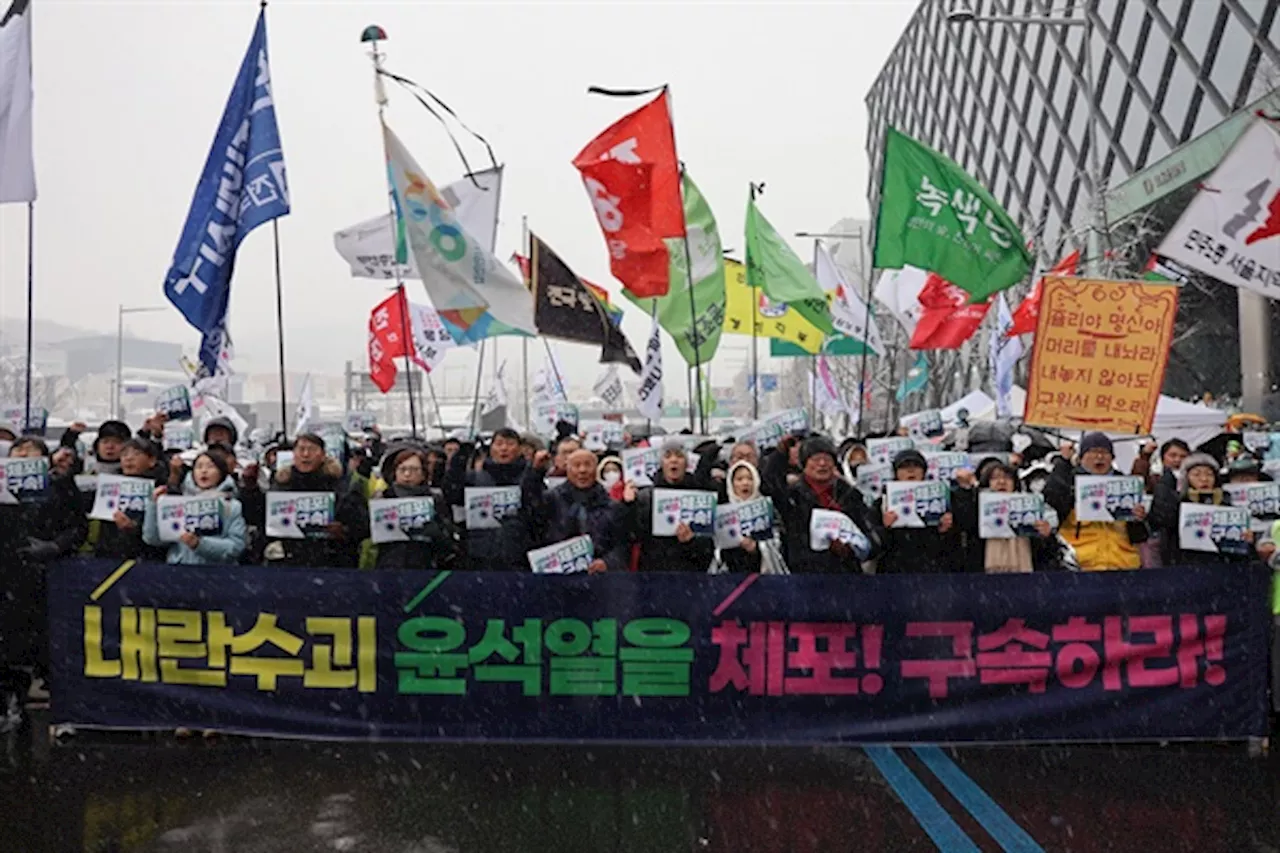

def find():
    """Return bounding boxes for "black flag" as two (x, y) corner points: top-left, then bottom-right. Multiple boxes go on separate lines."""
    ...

(531, 234), (642, 373)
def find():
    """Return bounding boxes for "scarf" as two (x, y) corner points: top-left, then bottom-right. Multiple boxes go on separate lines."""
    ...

(805, 475), (841, 511)
(984, 538), (1033, 573)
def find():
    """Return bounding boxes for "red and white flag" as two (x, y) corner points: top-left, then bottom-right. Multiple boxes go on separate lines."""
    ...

(1007, 250), (1079, 337)
(909, 273), (991, 350)
(368, 290), (415, 393)
(573, 90), (685, 299)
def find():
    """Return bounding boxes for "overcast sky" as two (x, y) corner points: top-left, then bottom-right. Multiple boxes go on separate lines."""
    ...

(0, 0), (918, 395)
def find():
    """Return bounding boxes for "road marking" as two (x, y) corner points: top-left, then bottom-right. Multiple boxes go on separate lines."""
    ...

(913, 746), (1045, 852)
(863, 746), (981, 852)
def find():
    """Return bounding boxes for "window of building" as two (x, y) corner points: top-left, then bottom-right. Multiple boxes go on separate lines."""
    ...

(1208, 13), (1252, 110)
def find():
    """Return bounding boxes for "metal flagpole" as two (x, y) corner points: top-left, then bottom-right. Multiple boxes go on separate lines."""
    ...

(423, 370), (444, 437)
(749, 182), (761, 421)
(675, 164), (703, 434)
(542, 338), (567, 400)
(521, 215), (531, 428)
(395, 285), (419, 437)
(23, 202), (34, 430)
(469, 340), (486, 436)
(809, 238), (820, 429)
(685, 366), (694, 431)
(270, 220), (289, 435)
(855, 231), (872, 438)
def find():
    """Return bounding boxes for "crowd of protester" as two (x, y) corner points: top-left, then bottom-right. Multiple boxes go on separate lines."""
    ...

(1, 408), (1277, 729)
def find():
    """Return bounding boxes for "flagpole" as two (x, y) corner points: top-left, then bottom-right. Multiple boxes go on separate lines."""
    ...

(395, 285), (419, 437)
(749, 184), (760, 422)
(521, 215), (531, 429)
(855, 230), (872, 438)
(268, 220), (291, 435)
(23, 202), (34, 430)
(470, 340), (486, 436)
(809, 238), (820, 430)
(675, 164), (703, 434)
(542, 338), (567, 402)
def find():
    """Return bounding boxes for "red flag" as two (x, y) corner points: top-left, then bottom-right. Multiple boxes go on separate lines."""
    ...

(368, 290), (414, 393)
(1007, 250), (1079, 337)
(909, 273), (991, 350)
(572, 90), (685, 299)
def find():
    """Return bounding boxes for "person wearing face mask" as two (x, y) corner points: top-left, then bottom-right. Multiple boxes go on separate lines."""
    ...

(597, 456), (625, 500)
(372, 448), (457, 570)
(142, 451), (247, 565)
(266, 433), (370, 568)
(873, 449), (958, 575)
(1149, 452), (1262, 565)
(516, 448), (628, 574)
(714, 460), (788, 574)
(626, 440), (715, 573)
(952, 463), (1066, 573)
(1043, 432), (1149, 571)
(780, 437), (880, 574)
(94, 437), (169, 562)
(443, 427), (529, 571)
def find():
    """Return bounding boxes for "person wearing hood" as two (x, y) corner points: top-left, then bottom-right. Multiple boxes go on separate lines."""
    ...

(0, 436), (87, 725)
(715, 460), (788, 574)
(514, 448), (629, 574)
(94, 437), (170, 562)
(443, 427), (529, 570)
(372, 447), (458, 571)
(142, 450), (246, 565)
(780, 437), (880, 574)
(1043, 432), (1149, 571)
(627, 439), (715, 573)
(598, 455), (625, 501)
(203, 416), (239, 450)
(0, 421), (17, 443)
(265, 432), (369, 568)
(1149, 452), (1262, 565)
(873, 448), (958, 575)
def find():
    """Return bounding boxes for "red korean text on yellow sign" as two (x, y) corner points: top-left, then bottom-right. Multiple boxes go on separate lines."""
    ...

(1025, 277), (1178, 434)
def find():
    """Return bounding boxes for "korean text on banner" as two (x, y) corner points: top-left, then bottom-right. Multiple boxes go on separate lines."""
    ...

(527, 536), (594, 574)
(884, 480), (949, 528)
(713, 497), (774, 550)
(265, 492), (335, 539)
(1075, 475), (1145, 523)
(370, 497), (437, 544)
(651, 489), (716, 537)
(808, 509), (870, 555)
(1025, 278), (1177, 433)
(979, 492), (1045, 539)
(622, 447), (660, 486)
(1179, 504), (1251, 556)
(464, 486), (520, 530)
(155, 496), (225, 543)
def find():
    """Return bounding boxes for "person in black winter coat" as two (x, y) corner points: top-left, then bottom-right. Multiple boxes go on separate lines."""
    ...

(373, 447), (458, 571)
(780, 437), (881, 574)
(951, 462), (1065, 573)
(514, 448), (629, 573)
(1149, 451), (1260, 565)
(0, 437), (87, 711)
(94, 437), (169, 562)
(442, 427), (529, 571)
(628, 439), (715, 573)
(265, 433), (369, 568)
(874, 448), (959, 575)
(760, 436), (802, 500)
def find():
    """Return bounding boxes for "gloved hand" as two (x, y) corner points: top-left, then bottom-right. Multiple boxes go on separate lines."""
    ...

(18, 537), (60, 562)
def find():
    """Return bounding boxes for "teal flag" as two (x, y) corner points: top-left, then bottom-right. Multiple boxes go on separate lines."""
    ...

(770, 335), (870, 357)
(745, 195), (833, 335)
(896, 352), (929, 401)
(622, 172), (726, 366)
(874, 127), (1033, 302)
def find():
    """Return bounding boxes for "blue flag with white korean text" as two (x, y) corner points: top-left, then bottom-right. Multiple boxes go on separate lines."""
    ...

(162, 10), (289, 374)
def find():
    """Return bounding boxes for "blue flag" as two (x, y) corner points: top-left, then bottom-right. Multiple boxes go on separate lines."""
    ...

(162, 10), (289, 373)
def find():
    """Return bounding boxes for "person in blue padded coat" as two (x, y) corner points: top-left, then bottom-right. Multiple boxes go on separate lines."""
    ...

(143, 450), (247, 565)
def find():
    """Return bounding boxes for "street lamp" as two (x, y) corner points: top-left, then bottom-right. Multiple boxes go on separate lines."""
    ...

(116, 304), (167, 420)
(946, 3), (1105, 274)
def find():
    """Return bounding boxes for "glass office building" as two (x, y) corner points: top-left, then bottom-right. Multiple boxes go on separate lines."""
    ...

(865, 0), (1280, 403)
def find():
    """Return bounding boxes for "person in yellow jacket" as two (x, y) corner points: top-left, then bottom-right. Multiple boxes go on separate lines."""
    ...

(1043, 432), (1149, 571)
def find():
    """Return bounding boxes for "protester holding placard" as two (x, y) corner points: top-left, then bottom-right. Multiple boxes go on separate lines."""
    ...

(1043, 432), (1149, 571)
(760, 435), (802, 500)
(714, 460), (787, 574)
(93, 438), (169, 562)
(515, 448), (628, 574)
(142, 451), (246, 565)
(1149, 453), (1264, 565)
(597, 456), (625, 500)
(875, 449), (957, 575)
(85, 420), (132, 477)
(780, 437), (879, 574)
(952, 463), (1066, 573)
(629, 440), (715, 573)
(265, 432), (369, 568)
(371, 448), (456, 571)
(443, 428), (529, 571)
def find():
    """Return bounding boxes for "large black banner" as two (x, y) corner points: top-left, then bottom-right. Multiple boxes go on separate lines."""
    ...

(48, 560), (1270, 743)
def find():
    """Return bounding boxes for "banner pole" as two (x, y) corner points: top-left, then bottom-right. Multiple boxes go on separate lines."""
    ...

(749, 182), (760, 421)
(23, 201), (34, 430)
(855, 230), (872, 438)
(676, 164), (702, 434)
(521, 215), (531, 429)
(395, 285), (419, 437)
(470, 340), (486, 437)
(809, 239), (819, 429)
(423, 367), (444, 438)
(271, 220), (289, 436)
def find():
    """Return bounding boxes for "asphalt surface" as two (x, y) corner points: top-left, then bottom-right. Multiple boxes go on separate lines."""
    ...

(0, 713), (1276, 852)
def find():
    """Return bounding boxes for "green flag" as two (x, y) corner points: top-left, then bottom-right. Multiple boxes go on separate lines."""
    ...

(896, 352), (929, 401)
(622, 173), (726, 367)
(745, 195), (833, 335)
(874, 127), (1033, 302)
(771, 335), (870, 357)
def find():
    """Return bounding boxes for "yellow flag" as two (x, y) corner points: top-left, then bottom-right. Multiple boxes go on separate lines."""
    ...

(722, 259), (825, 354)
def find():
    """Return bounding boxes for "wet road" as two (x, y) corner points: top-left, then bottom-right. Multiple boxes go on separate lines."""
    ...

(0, 713), (1277, 852)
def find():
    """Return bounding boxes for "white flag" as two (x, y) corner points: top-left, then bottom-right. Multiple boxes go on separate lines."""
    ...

(1157, 120), (1280, 299)
(406, 301), (456, 373)
(811, 354), (851, 420)
(636, 315), (664, 421)
(295, 374), (314, 435)
(197, 394), (249, 445)
(0, 0), (35, 203)
(873, 265), (929, 336)
(531, 369), (553, 405)
(817, 244), (884, 355)
(383, 125), (535, 337)
(593, 366), (624, 410)
(482, 361), (508, 415)
(990, 293), (1023, 419)
(333, 167), (504, 280)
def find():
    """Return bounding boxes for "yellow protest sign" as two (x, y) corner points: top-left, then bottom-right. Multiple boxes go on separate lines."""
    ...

(1025, 277), (1178, 434)
(722, 259), (825, 354)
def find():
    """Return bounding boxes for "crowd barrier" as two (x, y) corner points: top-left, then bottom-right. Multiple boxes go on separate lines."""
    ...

(47, 559), (1271, 744)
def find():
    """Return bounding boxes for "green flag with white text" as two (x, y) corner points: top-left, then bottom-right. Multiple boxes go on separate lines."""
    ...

(745, 196), (833, 335)
(874, 127), (1033, 302)
(623, 172), (726, 367)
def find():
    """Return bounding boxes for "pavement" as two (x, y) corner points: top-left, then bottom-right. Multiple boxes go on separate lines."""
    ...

(0, 713), (1276, 852)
